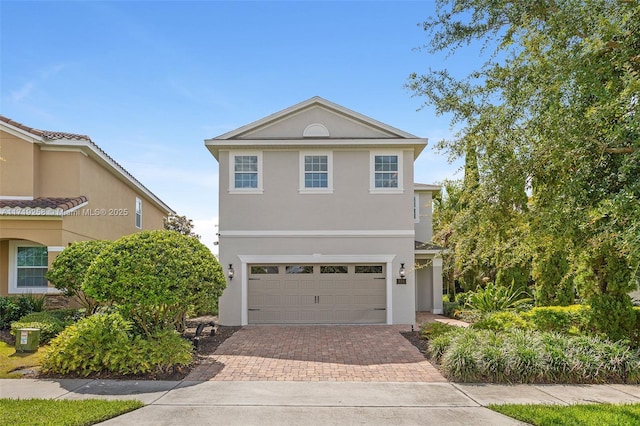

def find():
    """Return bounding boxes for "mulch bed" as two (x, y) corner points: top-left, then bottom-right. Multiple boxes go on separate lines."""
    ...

(400, 331), (429, 358)
(1, 318), (241, 381)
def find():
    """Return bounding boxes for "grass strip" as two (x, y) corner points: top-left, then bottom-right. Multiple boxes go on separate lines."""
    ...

(489, 403), (640, 426)
(0, 341), (46, 379)
(0, 398), (144, 426)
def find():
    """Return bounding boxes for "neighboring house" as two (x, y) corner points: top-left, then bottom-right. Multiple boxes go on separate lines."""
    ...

(0, 115), (173, 299)
(206, 97), (443, 326)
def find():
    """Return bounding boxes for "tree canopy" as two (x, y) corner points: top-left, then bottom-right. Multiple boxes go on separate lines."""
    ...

(410, 0), (639, 332)
(163, 213), (201, 240)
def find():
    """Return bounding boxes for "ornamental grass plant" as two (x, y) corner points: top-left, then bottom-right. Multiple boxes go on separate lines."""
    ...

(430, 327), (640, 384)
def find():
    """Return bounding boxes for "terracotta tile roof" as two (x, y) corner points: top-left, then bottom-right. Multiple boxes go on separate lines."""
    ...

(0, 115), (91, 141)
(0, 196), (88, 211)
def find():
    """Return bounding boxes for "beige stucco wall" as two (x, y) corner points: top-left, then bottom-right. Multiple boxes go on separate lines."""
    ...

(416, 262), (434, 311)
(55, 150), (166, 240)
(219, 149), (415, 231)
(415, 191), (434, 243)
(0, 130), (37, 197)
(218, 148), (417, 325)
(0, 241), (7, 296)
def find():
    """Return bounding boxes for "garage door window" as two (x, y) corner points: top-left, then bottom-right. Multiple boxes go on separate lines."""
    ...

(320, 265), (348, 274)
(355, 265), (383, 274)
(250, 266), (279, 274)
(286, 265), (314, 274)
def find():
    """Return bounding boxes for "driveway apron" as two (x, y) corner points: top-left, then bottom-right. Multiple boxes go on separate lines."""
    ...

(186, 325), (446, 382)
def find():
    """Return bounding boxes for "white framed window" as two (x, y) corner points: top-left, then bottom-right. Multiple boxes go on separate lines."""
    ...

(414, 194), (420, 223)
(370, 151), (403, 193)
(229, 151), (263, 194)
(299, 152), (333, 193)
(135, 197), (142, 229)
(8, 241), (57, 294)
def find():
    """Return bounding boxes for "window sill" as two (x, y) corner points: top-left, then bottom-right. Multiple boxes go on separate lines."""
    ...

(299, 189), (334, 194)
(9, 287), (62, 295)
(229, 189), (264, 195)
(369, 188), (404, 194)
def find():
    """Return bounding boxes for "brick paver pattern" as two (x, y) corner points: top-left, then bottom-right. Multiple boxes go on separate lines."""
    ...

(186, 325), (447, 382)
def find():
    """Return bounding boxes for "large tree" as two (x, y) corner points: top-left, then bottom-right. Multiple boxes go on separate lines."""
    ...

(410, 1), (639, 337)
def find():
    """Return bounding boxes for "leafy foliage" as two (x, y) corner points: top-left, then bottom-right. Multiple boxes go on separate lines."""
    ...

(0, 295), (44, 329)
(472, 311), (531, 332)
(10, 311), (65, 343)
(163, 213), (201, 239)
(42, 312), (192, 376)
(522, 305), (591, 335)
(411, 0), (640, 325)
(83, 230), (225, 337)
(465, 282), (531, 313)
(589, 293), (637, 342)
(45, 240), (111, 313)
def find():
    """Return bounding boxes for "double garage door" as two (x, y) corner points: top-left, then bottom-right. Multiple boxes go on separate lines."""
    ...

(248, 264), (386, 324)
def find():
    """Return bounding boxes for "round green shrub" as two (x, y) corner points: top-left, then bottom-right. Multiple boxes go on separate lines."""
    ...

(45, 240), (111, 314)
(472, 311), (531, 332)
(522, 305), (590, 334)
(84, 230), (225, 337)
(10, 311), (65, 343)
(42, 312), (192, 376)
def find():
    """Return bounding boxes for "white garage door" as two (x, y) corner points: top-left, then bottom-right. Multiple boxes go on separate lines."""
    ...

(248, 264), (386, 324)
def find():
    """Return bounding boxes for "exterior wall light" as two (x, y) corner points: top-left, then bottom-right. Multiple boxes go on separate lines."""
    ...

(396, 263), (407, 285)
(228, 264), (234, 280)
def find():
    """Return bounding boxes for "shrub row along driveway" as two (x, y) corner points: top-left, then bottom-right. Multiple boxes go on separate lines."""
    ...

(186, 325), (446, 382)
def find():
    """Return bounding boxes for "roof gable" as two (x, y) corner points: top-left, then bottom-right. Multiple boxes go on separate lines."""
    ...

(214, 97), (419, 140)
(205, 97), (428, 159)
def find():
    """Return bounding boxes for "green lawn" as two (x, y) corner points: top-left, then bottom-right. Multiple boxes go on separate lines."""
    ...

(0, 341), (45, 378)
(0, 398), (144, 426)
(490, 403), (640, 426)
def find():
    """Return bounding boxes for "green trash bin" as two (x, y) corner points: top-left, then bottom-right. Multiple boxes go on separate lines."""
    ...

(15, 328), (41, 352)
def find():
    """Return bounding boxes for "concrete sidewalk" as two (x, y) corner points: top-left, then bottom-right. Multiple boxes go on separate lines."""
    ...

(3, 379), (640, 425)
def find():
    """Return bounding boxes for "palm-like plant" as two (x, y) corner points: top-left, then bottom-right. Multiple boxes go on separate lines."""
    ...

(466, 282), (531, 313)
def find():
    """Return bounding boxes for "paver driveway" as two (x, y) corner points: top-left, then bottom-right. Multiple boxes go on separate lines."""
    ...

(186, 325), (446, 382)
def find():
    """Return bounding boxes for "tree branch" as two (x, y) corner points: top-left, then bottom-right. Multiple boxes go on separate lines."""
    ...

(604, 147), (638, 154)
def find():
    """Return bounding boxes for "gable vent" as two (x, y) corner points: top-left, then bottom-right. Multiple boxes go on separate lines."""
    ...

(303, 123), (330, 138)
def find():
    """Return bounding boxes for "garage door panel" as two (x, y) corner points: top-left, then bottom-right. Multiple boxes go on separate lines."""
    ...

(248, 263), (386, 324)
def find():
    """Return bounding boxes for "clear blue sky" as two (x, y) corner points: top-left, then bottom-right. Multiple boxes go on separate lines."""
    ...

(1, 1), (470, 252)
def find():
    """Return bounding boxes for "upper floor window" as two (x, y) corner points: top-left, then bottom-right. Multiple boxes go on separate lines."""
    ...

(230, 151), (263, 194)
(299, 152), (333, 193)
(370, 151), (403, 193)
(414, 194), (420, 223)
(135, 197), (142, 229)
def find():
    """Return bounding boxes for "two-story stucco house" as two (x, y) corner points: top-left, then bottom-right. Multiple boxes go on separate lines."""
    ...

(0, 115), (173, 299)
(206, 97), (443, 326)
